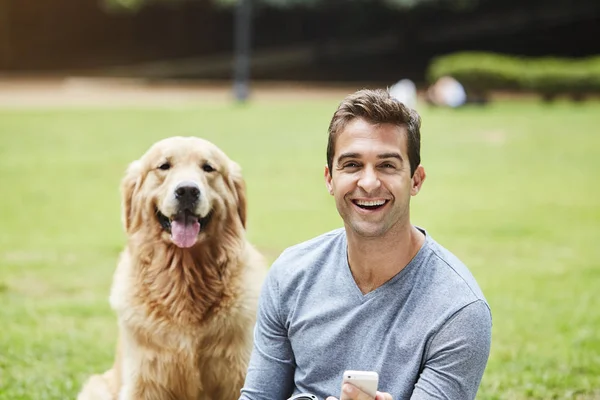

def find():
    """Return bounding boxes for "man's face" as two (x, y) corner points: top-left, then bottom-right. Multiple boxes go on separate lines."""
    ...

(325, 117), (425, 238)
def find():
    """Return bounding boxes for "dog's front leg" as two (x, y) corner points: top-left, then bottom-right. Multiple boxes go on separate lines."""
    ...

(118, 359), (179, 400)
(116, 336), (141, 400)
(117, 330), (156, 400)
(117, 333), (180, 400)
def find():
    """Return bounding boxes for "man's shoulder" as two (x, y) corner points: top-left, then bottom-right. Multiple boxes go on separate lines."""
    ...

(420, 233), (489, 309)
(278, 228), (345, 260)
(268, 228), (345, 277)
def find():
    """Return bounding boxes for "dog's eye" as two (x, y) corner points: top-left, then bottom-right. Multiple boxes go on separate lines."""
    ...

(202, 163), (215, 173)
(158, 162), (171, 170)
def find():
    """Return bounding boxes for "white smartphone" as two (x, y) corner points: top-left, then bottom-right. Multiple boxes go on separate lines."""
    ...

(340, 370), (379, 399)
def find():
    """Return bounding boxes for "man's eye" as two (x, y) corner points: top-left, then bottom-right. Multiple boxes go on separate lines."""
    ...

(158, 162), (171, 170)
(381, 163), (396, 169)
(344, 162), (360, 168)
(202, 163), (216, 173)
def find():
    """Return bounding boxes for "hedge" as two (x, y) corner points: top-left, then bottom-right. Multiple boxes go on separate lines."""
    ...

(427, 52), (600, 100)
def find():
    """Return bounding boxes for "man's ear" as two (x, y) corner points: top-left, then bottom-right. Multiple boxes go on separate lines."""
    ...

(324, 165), (334, 195)
(411, 165), (426, 196)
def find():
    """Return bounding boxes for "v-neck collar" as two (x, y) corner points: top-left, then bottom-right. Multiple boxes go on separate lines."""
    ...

(341, 228), (431, 302)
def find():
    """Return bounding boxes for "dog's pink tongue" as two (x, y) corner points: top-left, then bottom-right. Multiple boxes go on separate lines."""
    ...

(171, 218), (200, 248)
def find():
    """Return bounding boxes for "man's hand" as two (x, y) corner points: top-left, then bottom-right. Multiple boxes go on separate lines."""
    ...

(326, 383), (393, 400)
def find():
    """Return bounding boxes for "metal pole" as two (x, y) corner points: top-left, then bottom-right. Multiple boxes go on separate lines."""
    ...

(233, 0), (252, 103)
(0, 0), (12, 69)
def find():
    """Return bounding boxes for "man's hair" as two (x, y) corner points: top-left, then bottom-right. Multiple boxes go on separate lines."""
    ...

(326, 88), (422, 176)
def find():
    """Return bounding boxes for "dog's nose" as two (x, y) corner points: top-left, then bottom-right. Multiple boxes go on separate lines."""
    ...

(174, 182), (200, 206)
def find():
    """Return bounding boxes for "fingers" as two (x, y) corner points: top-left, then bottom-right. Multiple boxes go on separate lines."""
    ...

(375, 392), (393, 400)
(333, 384), (394, 400)
(341, 383), (376, 400)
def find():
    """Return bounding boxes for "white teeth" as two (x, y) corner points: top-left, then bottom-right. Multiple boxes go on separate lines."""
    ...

(355, 200), (386, 206)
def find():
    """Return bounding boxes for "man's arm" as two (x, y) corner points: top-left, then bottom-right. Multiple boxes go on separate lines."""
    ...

(411, 300), (492, 400)
(239, 269), (295, 400)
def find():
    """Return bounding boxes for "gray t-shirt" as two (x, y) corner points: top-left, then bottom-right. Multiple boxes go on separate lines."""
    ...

(240, 228), (492, 400)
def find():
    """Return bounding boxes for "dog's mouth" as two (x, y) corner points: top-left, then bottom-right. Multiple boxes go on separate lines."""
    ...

(156, 208), (212, 248)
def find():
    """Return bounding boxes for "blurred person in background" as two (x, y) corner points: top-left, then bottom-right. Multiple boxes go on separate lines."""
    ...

(426, 76), (467, 108)
(389, 79), (418, 111)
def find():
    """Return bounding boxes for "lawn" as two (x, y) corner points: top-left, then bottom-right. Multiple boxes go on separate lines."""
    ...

(0, 98), (599, 399)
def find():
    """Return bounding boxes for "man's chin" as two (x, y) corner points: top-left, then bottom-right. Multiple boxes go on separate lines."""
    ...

(346, 221), (389, 238)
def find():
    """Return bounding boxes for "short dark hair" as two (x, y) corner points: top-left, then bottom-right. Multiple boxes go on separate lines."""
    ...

(326, 88), (422, 176)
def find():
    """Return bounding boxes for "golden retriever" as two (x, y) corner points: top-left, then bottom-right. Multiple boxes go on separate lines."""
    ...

(78, 136), (266, 400)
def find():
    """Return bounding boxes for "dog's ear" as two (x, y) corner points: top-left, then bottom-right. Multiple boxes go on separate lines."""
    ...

(121, 160), (142, 234)
(228, 161), (247, 229)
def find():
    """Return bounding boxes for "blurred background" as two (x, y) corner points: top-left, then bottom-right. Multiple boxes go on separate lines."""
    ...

(1, 0), (599, 100)
(1, 0), (600, 399)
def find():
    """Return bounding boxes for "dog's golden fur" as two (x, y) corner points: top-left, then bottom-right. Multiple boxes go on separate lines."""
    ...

(78, 137), (266, 400)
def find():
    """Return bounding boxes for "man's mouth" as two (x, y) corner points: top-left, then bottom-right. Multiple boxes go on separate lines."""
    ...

(156, 208), (211, 248)
(352, 199), (389, 211)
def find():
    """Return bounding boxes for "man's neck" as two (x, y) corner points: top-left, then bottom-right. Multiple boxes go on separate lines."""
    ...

(346, 224), (425, 294)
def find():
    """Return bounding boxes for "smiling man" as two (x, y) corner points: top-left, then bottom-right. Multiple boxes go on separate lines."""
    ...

(240, 89), (492, 400)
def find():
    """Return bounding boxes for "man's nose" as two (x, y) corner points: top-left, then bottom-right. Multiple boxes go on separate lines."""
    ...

(357, 166), (381, 192)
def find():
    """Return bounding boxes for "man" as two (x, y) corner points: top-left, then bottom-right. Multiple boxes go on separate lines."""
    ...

(240, 89), (492, 400)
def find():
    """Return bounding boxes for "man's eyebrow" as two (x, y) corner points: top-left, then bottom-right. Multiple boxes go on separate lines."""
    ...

(336, 152), (361, 163)
(378, 152), (403, 162)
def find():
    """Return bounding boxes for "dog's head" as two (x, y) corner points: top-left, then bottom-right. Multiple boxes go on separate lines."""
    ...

(121, 136), (246, 249)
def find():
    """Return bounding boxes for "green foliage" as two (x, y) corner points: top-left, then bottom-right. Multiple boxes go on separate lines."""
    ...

(427, 52), (522, 92)
(427, 52), (600, 100)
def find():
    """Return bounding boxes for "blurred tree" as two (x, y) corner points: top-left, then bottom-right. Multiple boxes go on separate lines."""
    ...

(104, 0), (478, 12)
(101, 0), (480, 103)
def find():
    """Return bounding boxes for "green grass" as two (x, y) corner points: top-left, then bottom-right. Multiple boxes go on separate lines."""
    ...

(0, 98), (599, 399)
